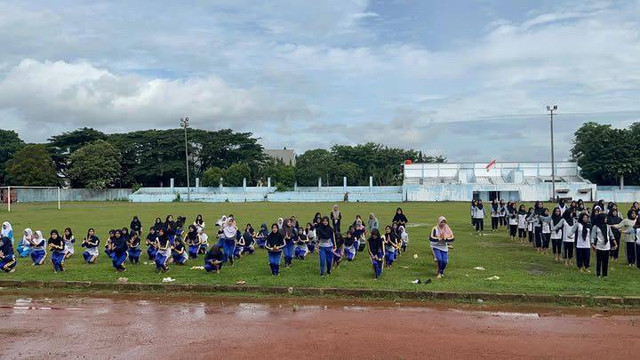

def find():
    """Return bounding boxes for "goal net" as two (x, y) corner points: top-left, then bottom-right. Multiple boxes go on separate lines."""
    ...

(0, 186), (61, 212)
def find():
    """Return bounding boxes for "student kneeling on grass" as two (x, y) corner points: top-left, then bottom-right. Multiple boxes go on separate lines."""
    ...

(0, 236), (17, 273)
(430, 216), (455, 279)
(367, 229), (384, 280)
(266, 224), (285, 276)
(204, 245), (224, 273)
(154, 228), (171, 272)
(81, 228), (100, 264)
(30, 230), (47, 265)
(294, 228), (309, 260)
(110, 229), (128, 272)
(48, 229), (66, 272)
(185, 225), (200, 259)
(145, 227), (157, 260)
(127, 232), (141, 264)
(171, 237), (188, 265)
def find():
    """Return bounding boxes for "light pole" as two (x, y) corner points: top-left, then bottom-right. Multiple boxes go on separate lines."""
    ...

(546, 105), (557, 202)
(180, 116), (190, 201)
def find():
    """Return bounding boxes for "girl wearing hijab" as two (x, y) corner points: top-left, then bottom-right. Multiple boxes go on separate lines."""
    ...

(241, 224), (256, 255)
(526, 207), (535, 246)
(81, 228), (99, 264)
(343, 227), (356, 261)
(499, 200), (507, 228)
(62, 228), (75, 259)
(517, 205), (528, 244)
(490, 199), (500, 231)
(145, 227), (158, 260)
(194, 214), (205, 229)
(154, 228), (171, 272)
(367, 229), (384, 279)
(171, 236), (188, 265)
(573, 213), (591, 272)
(281, 218), (295, 268)
(265, 223), (285, 276)
(185, 225), (200, 259)
(204, 245), (224, 273)
(392, 208), (408, 227)
(430, 216), (455, 279)
(130, 216), (142, 236)
(165, 215), (176, 232)
(0, 235), (16, 272)
(591, 213), (617, 278)
(330, 205), (342, 233)
(222, 218), (238, 265)
(399, 226), (409, 253)
(110, 229), (128, 272)
(507, 207), (518, 241)
(197, 227), (209, 254)
(611, 210), (638, 266)
(153, 217), (164, 232)
(538, 208), (553, 255)
(470, 200), (477, 227)
(312, 212), (322, 228)
(383, 225), (399, 267)
(294, 226), (309, 260)
(607, 209), (623, 261)
(552, 209), (578, 266)
(30, 230), (47, 265)
(1, 222), (13, 243)
(368, 213), (379, 232)
(17, 228), (33, 258)
(549, 208), (564, 261)
(48, 230), (65, 272)
(316, 216), (336, 276)
(127, 232), (141, 264)
(332, 233), (345, 268)
(306, 223), (317, 253)
(353, 218), (367, 253)
(104, 230), (115, 259)
(473, 199), (486, 233)
(256, 223), (268, 248)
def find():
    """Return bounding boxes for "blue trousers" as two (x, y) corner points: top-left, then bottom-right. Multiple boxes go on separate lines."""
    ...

(111, 252), (127, 270)
(222, 238), (235, 263)
(172, 252), (188, 265)
(155, 253), (169, 271)
(371, 251), (383, 279)
(198, 243), (208, 254)
(204, 261), (222, 272)
(283, 242), (294, 265)
(31, 249), (46, 265)
(294, 247), (307, 259)
(243, 245), (255, 254)
(308, 242), (316, 253)
(0, 255), (16, 272)
(51, 251), (65, 272)
(16, 245), (31, 258)
(188, 245), (199, 259)
(268, 251), (281, 275)
(433, 248), (449, 275)
(128, 248), (141, 263)
(385, 248), (396, 266)
(318, 246), (333, 275)
(147, 247), (157, 260)
(83, 251), (97, 263)
(345, 246), (356, 261)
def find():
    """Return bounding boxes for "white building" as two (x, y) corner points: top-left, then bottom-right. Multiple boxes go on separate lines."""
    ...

(403, 162), (595, 202)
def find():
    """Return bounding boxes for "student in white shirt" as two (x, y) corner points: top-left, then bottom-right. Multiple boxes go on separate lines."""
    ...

(590, 213), (617, 278)
(473, 200), (486, 234)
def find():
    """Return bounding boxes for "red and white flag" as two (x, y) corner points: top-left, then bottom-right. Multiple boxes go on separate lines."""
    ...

(485, 159), (497, 171)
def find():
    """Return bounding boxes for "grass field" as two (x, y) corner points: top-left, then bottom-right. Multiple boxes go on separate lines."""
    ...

(1, 201), (639, 297)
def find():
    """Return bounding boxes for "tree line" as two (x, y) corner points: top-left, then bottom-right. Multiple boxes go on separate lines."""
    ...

(0, 128), (444, 189)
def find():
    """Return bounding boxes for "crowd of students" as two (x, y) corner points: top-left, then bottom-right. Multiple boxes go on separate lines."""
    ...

(470, 198), (640, 278)
(0, 207), (423, 280)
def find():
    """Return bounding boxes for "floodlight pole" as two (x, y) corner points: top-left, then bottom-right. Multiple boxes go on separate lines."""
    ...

(180, 116), (191, 201)
(546, 105), (558, 202)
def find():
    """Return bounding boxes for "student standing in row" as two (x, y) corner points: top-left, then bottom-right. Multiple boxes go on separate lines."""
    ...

(330, 205), (342, 233)
(265, 224), (285, 276)
(430, 216), (455, 279)
(473, 200), (485, 233)
(612, 210), (637, 267)
(517, 205), (528, 244)
(607, 209), (623, 262)
(490, 199), (500, 231)
(82, 228), (99, 264)
(575, 214), (591, 272)
(591, 213), (617, 278)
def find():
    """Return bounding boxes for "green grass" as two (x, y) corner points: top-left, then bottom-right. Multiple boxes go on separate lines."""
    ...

(2, 201), (639, 297)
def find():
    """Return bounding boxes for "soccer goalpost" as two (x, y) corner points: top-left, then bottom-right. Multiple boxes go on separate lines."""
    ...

(0, 186), (61, 212)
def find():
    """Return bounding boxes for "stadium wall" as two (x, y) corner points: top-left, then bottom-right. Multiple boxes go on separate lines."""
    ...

(14, 188), (132, 202)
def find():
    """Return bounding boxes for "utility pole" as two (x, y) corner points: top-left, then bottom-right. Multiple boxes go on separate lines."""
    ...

(546, 105), (558, 202)
(180, 116), (190, 201)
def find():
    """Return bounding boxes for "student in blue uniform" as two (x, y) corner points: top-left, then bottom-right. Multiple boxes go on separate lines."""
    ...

(145, 227), (158, 260)
(383, 225), (399, 267)
(104, 229), (115, 259)
(30, 230), (47, 265)
(352, 220), (366, 252)
(48, 229), (66, 272)
(294, 227), (309, 260)
(392, 208), (408, 227)
(17, 228), (33, 258)
(130, 216), (142, 236)
(332, 232), (344, 268)
(154, 228), (171, 272)
(81, 228), (100, 264)
(367, 229), (384, 280)
(184, 225), (200, 259)
(430, 216), (455, 279)
(153, 217), (164, 232)
(265, 224), (285, 276)
(110, 229), (128, 272)
(281, 219), (295, 267)
(343, 227), (356, 261)
(171, 236), (188, 265)
(127, 232), (141, 264)
(62, 228), (75, 259)
(0, 236), (17, 273)
(315, 216), (335, 276)
(1, 222), (13, 244)
(204, 245), (224, 273)
(256, 223), (268, 248)
(222, 218), (238, 265)
(241, 224), (256, 255)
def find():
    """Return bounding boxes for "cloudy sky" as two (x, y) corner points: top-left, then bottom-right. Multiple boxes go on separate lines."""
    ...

(2, 0), (640, 162)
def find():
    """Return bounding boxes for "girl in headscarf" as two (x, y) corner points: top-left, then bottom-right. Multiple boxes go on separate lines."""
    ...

(383, 225), (399, 267)
(0, 235), (16, 272)
(197, 227), (209, 254)
(256, 223), (268, 248)
(154, 228), (171, 272)
(145, 227), (158, 260)
(48, 229), (65, 272)
(368, 213), (379, 232)
(552, 209), (578, 266)
(330, 205), (342, 233)
(30, 230), (47, 265)
(352, 218), (367, 253)
(312, 213), (322, 228)
(516, 205), (528, 244)
(490, 199), (500, 231)
(539, 208), (553, 255)
(399, 226), (409, 253)
(185, 225), (200, 259)
(81, 228), (100, 264)
(574, 213), (591, 272)
(470, 200), (477, 227)
(17, 228), (33, 258)
(204, 245), (224, 273)
(294, 226), (309, 260)
(280, 218), (295, 268)
(499, 200), (507, 228)
(316, 216), (335, 276)
(305, 223), (317, 253)
(110, 229), (128, 272)
(241, 224), (256, 255)
(63, 227), (75, 259)
(222, 217), (238, 265)
(607, 209), (623, 261)
(473, 199), (486, 234)
(550, 208), (564, 261)
(265, 223), (285, 275)
(1, 222), (13, 242)
(127, 232), (141, 264)
(591, 213), (617, 278)
(342, 227), (356, 261)
(171, 236), (188, 265)
(367, 228), (384, 279)
(430, 216), (455, 279)
(153, 217), (164, 232)
(130, 216), (142, 236)
(392, 208), (408, 227)
(611, 210), (638, 266)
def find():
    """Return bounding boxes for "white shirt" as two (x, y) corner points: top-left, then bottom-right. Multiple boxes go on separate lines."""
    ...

(591, 226), (614, 251)
(575, 224), (590, 248)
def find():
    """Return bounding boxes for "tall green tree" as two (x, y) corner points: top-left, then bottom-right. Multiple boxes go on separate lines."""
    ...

(0, 130), (25, 185)
(202, 167), (224, 187)
(48, 127), (107, 178)
(68, 140), (122, 189)
(224, 162), (252, 187)
(5, 145), (59, 186)
(295, 149), (336, 186)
